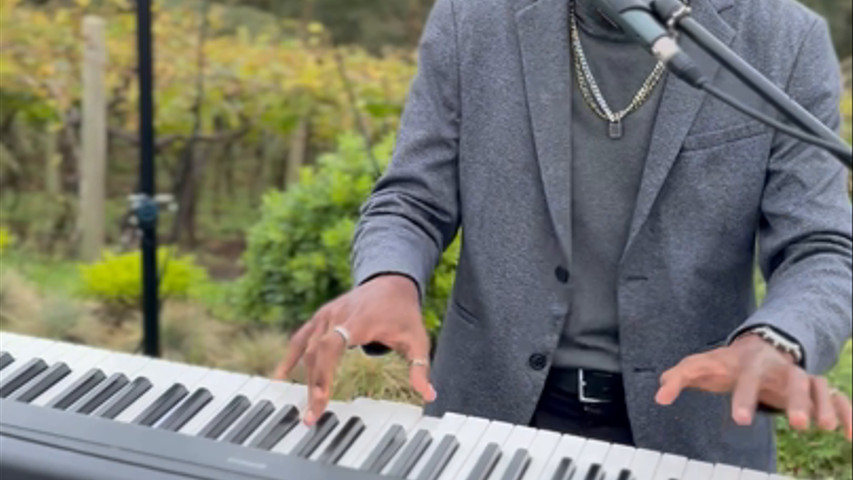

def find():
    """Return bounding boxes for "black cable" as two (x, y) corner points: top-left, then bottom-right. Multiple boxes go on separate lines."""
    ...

(701, 83), (853, 164)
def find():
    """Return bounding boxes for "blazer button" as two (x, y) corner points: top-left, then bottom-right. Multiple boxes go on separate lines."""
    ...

(554, 266), (570, 284)
(528, 353), (548, 371)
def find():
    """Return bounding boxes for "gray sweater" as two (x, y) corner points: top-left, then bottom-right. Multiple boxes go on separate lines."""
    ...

(554, 0), (665, 372)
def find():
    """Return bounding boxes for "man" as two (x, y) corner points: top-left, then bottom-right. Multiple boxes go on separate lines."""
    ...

(275, 0), (853, 471)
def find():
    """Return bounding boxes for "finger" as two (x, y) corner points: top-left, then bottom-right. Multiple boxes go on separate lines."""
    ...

(394, 326), (435, 403)
(831, 390), (853, 441)
(303, 331), (346, 426)
(655, 366), (687, 406)
(655, 355), (706, 405)
(731, 364), (762, 426)
(811, 377), (838, 431)
(786, 368), (812, 431)
(273, 319), (317, 380)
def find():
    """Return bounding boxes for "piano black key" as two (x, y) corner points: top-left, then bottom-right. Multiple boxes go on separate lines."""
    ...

(8, 362), (71, 403)
(318, 416), (366, 464)
(291, 411), (339, 459)
(386, 429), (432, 478)
(584, 463), (605, 480)
(246, 404), (299, 450)
(95, 376), (153, 419)
(198, 395), (251, 440)
(500, 448), (531, 480)
(616, 469), (636, 480)
(0, 358), (48, 398)
(550, 457), (577, 480)
(47, 368), (106, 410)
(466, 443), (502, 480)
(416, 434), (460, 480)
(133, 383), (189, 427)
(360, 423), (407, 474)
(0, 351), (13, 370)
(223, 399), (275, 445)
(72, 372), (129, 414)
(158, 388), (213, 432)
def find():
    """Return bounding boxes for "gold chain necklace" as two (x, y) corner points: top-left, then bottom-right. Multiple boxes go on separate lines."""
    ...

(569, 0), (666, 139)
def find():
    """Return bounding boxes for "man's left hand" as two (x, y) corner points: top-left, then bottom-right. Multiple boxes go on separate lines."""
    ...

(655, 334), (852, 440)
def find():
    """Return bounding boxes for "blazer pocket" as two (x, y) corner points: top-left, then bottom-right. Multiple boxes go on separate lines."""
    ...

(449, 298), (479, 327)
(681, 121), (769, 152)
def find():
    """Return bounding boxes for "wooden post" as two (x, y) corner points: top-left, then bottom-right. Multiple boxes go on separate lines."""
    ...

(79, 16), (107, 261)
(285, 118), (308, 186)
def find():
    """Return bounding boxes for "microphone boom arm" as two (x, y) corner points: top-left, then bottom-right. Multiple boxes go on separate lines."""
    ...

(651, 0), (852, 169)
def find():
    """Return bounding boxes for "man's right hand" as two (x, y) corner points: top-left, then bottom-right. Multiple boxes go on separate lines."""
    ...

(273, 274), (436, 426)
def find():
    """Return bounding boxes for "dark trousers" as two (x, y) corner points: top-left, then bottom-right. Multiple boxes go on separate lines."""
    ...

(529, 368), (635, 446)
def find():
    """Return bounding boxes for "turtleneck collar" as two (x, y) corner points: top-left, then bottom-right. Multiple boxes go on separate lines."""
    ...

(572, 0), (632, 42)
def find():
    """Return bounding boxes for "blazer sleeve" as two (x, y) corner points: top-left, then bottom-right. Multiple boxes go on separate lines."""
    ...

(350, 0), (461, 300)
(730, 18), (853, 374)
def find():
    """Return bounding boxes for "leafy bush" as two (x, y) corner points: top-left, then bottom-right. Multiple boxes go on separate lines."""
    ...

(0, 227), (13, 255)
(80, 248), (208, 318)
(237, 132), (459, 333)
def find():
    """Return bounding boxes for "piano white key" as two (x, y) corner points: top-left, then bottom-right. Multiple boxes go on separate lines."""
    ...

(651, 453), (688, 480)
(738, 469), (769, 480)
(408, 412), (467, 479)
(342, 399), (424, 469)
(309, 401), (364, 461)
(334, 398), (395, 467)
(515, 429), (562, 480)
(626, 448), (662, 480)
(97, 351), (153, 377)
(30, 346), (112, 406)
(381, 415), (443, 476)
(682, 459), (716, 480)
(4, 342), (92, 399)
(235, 380), (302, 446)
(712, 464), (743, 480)
(113, 360), (210, 423)
(33, 340), (80, 364)
(572, 438), (611, 479)
(452, 420), (516, 480)
(602, 443), (637, 480)
(436, 416), (491, 480)
(486, 424), (538, 480)
(540, 433), (588, 480)
(1, 337), (57, 369)
(272, 400), (350, 455)
(0, 332), (23, 352)
(177, 371), (253, 435)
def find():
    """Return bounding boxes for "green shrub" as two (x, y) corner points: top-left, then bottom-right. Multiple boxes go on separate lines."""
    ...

(237, 132), (459, 333)
(80, 248), (208, 316)
(0, 226), (13, 255)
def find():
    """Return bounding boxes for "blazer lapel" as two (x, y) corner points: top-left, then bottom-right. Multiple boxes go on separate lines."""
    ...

(623, 0), (736, 256)
(516, 0), (575, 263)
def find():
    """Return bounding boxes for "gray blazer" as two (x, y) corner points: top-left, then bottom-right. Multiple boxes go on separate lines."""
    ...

(351, 0), (853, 471)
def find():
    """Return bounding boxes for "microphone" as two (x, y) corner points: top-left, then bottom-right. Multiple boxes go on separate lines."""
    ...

(586, 0), (706, 87)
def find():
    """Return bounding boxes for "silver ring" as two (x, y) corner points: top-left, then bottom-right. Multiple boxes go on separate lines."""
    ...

(333, 326), (351, 348)
(410, 359), (429, 368)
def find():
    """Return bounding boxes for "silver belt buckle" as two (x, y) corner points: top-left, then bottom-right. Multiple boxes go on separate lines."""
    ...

(578, 369), (609, 404)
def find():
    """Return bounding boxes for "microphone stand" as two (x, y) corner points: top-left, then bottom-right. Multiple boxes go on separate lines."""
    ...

(651, 0), (853, 169)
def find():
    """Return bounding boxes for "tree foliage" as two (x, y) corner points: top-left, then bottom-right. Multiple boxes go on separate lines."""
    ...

(0, 0), (416, 245)
(236, 133), (459, 334)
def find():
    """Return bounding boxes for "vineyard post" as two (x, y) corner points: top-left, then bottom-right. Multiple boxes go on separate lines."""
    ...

(79, 15), (107, 262)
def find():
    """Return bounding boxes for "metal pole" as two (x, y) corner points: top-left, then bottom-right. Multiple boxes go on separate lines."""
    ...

(136, 0), (160, 357)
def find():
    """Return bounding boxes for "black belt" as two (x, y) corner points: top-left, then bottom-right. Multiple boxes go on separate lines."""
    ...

(545, 367), (625, 404)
